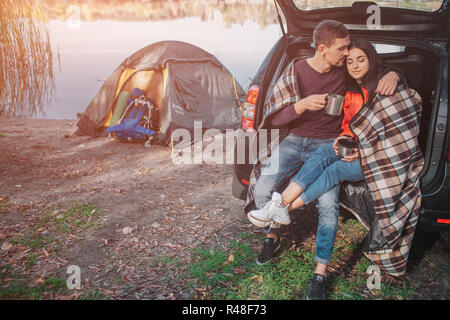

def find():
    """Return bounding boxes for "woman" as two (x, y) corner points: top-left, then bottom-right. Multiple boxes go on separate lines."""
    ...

(248, 39), (385, 228)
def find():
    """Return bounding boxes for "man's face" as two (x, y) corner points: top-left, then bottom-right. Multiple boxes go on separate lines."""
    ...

(322, 36), (350, 67)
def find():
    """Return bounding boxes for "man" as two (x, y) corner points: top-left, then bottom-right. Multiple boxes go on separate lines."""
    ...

(246, 20), (399, 300)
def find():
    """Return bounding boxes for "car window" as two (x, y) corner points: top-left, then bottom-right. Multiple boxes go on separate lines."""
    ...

(371, 43), (406, 54)
(292, 0), (443, 12)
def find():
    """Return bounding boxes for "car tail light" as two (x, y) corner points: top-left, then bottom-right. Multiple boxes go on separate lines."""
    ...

(241, 85), (260, 133)
(241, 178), (249, 185)
(446, 143), (450, 162)
(437, 218), (450, 224)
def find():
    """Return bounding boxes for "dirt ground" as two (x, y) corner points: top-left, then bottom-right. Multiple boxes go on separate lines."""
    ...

(0, 118), (448, 300)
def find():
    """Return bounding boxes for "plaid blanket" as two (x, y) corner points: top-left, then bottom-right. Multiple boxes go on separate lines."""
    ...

(245, 58), (302, 212)
(351, 85), (424, 276)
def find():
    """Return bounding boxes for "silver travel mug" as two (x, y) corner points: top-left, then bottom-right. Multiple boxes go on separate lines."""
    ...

(338, 138), (358, 158)
(325, 94), (345, 116)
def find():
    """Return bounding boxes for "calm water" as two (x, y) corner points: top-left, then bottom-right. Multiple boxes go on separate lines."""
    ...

(40, 0), (443, 119)
(42, 2), (281, 119)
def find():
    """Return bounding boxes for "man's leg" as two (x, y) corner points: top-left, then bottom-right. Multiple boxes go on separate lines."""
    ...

(252, 135), (308, 264)
(251, 136), (335, 265)
(252, 135), (306, 209)
(306, 185), (340, 300)
(315, 185), (340, 270)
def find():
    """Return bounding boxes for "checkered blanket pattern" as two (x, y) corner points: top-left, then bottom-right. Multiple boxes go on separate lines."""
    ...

(351, 85), (424, 276)
(245, 58), (300, 210)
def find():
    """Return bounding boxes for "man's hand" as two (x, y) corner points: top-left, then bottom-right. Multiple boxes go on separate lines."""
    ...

(375, 71), (399, 96)
(294, 94), (328, 115)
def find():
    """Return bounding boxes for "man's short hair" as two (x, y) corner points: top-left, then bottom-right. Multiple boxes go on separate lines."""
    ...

(313, 20), (349, 49)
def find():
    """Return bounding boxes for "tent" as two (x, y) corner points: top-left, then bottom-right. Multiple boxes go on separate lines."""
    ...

(75, 40), (245, 145)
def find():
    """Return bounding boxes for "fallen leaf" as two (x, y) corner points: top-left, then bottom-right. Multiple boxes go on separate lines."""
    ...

(151, 222), (161, 229)
(227, 254), (234, 263)
(122, 227), (132, 235)
(12, 251), (28, 261)
(1, 241), (13, 251)
(251, 275), (263, 282)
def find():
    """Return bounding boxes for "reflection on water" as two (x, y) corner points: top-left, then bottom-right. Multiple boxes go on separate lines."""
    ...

(40, 0), (281, 119)
(38, 0), (278, 28)
(38, 0), (445, 119)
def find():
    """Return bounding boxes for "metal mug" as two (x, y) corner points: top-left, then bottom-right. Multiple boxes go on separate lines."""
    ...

(338, 138), (358, 158)
(325, 94), (345, 116)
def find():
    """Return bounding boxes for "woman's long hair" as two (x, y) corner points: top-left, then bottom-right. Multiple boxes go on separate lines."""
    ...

(345, 39), (383, 95)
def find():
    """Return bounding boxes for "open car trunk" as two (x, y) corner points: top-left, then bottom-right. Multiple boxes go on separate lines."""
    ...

(264, 36), (443, 255)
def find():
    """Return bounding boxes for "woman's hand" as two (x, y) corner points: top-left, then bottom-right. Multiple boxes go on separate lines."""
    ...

(342, 151), (359, 162)
(333, 136), (348, 156)
(333, 136), (360, 162)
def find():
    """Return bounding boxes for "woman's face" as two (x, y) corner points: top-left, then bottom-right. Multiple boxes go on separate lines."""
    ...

(346, 47), (370, 82)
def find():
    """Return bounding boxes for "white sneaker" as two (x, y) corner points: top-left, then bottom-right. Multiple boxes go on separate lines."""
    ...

(247, 192), (290, 228)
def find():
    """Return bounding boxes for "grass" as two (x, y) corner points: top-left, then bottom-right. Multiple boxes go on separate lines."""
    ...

(0, 202), (107, 299)
(380, 279), (419, 300)
(186, 225), (422, 300)
(78, 289), (109, 300)
(38, 202), (105, 234)
(0, 276), (68, 300)
(7, 202), (104, 258)
(12, 234), (57, 249)
(187, 233), (317, 299)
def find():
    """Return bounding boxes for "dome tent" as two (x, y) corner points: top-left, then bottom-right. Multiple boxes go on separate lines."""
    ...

(75, 40), (244, 145)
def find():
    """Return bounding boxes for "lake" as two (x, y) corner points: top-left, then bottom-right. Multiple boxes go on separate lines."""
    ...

(38, 0), (443, 119)
(40, 0), (282, 119)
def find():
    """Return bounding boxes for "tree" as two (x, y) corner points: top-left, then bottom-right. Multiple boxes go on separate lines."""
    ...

(0, 0), (56, 117)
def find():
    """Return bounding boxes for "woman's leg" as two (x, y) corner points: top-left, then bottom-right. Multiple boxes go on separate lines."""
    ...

(281, 143), (339, 207)
(290, 159), (364, 210)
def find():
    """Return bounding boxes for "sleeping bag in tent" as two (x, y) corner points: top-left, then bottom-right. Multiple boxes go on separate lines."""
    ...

(75, 41), (245, 145)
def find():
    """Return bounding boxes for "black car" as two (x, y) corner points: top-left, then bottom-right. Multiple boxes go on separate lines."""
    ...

(232, 0), (449, 245)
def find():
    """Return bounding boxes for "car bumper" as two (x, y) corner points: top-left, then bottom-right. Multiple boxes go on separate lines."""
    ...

(418, 208), (450, 232)
(232, 166), (249, 200)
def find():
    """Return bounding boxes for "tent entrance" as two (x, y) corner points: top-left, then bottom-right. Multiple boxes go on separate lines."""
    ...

(102, 68), (166, 128)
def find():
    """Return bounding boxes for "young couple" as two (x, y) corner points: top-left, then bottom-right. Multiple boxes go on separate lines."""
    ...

(246, 20), (403, 300)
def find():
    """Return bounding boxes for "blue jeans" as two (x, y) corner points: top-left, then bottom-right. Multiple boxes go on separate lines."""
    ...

(291, 143), (364, 204)
(290, 143), (364, 264)
(252, 134), (339, 265)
